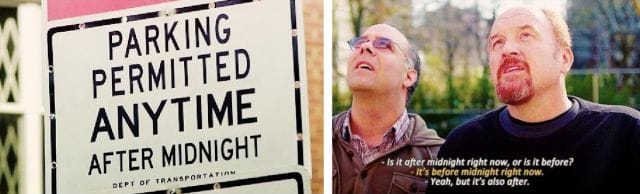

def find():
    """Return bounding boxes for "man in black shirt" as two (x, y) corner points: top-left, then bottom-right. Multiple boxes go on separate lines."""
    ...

(437, 6), (640, 193)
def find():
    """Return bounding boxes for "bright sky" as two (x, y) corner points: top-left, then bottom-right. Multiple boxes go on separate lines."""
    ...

(415, 0), (568, 19)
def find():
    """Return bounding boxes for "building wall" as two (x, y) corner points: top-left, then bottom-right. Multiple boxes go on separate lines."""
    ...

(302, 0), (324, 193)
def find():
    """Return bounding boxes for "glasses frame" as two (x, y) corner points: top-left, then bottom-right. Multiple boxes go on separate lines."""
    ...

(347, 36), (415, 70)
(348, 37), (398, 51)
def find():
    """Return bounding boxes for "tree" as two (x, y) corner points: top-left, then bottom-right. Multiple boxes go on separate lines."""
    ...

(412, 0), (496, 110)
(568, 0), (640, 106)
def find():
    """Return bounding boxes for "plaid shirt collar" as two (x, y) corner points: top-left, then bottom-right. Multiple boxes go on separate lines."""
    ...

(341, 109), (410, 144)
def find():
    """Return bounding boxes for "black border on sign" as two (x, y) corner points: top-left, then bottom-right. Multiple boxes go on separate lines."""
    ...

(45, 0), (305, 193)
(139, 172), (305, 194)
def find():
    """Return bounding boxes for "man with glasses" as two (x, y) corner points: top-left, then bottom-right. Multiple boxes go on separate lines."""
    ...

(332, 24), (444, 194)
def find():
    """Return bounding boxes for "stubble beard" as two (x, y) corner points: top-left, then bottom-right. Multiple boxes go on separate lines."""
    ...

(496, 76), (534, 105)
(495, 57), (534, 105)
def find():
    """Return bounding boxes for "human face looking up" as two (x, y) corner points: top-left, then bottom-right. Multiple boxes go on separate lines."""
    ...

(346, 24), (416, 101)
(487, 7), (570, 105)
(348, 37), (407, 63)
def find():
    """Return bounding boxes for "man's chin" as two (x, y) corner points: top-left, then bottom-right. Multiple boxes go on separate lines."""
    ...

(347, 82), (376, 93)
(495, 77), (534, 105)
(499, 94), (533, 105)
(497, 87), (533, 105)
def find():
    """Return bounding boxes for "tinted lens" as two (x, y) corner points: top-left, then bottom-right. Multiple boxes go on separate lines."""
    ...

(373, 38), (393, 49)
(348, 37), (367, 50)
(348, 37), (395, 50)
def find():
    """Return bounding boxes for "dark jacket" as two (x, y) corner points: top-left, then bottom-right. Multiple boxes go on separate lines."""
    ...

(332, 111), (444, 194)
(435, 96), (640, 193)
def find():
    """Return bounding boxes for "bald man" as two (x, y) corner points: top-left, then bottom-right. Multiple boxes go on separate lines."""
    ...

(437, 7), (640, 193)
(332, 24), (444, 194)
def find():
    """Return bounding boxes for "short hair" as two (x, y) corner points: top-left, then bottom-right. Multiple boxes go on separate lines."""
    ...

(406, 43), (421, 105)
(541, 8), (572, 48)
(373, 23), (421, 106)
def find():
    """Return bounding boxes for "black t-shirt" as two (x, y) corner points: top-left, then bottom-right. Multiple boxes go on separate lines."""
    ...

(433, 96), (640, 193)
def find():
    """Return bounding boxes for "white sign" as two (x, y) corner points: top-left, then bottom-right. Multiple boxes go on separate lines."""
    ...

(43, 0), (310, 193)
(189, 166), (310, 194)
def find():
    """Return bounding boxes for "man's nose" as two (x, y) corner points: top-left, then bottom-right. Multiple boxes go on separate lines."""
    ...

(501, 40), (520, 58)
(358, 41), (376, 56)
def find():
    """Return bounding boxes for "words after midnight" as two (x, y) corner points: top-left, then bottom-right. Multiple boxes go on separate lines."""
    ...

(86, 13), (266, 175)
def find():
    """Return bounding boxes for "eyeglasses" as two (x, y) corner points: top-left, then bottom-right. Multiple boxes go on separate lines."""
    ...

(347, 37), (399, 51)
(348, 36), (415, 69)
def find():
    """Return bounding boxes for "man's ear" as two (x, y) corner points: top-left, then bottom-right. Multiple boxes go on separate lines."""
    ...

(560, 46), (574, 74)
(403, 68), (418, 88)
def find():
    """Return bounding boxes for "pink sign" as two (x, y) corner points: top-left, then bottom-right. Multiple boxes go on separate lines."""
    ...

(47, 0), (174, 21)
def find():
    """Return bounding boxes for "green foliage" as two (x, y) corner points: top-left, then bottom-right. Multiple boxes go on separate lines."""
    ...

(566, 74), (593, 100)
(334, 71), (640, 134)
(567, 73), (639, 109)
(598, 74), (639, 107)
(332, 83), (351, 114)
(419, 111), (483, 138)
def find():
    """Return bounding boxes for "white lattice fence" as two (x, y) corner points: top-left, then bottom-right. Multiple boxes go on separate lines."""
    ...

(0, 16), (19, 103)
(0, 8), (20, 194)
(0, 115), (19, 194)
